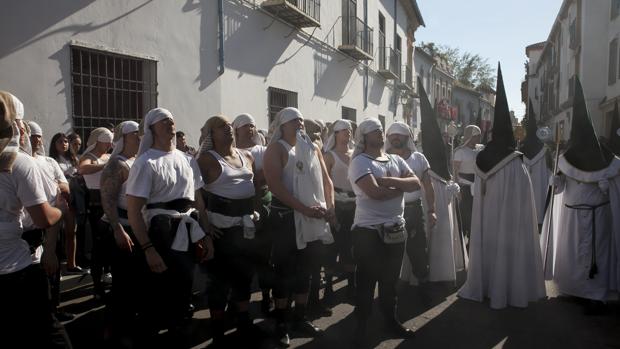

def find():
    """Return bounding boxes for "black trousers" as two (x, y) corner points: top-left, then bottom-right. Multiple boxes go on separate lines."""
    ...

(352, 227), (405, 320)
(270, 203), (322, 299)
(104, 222), (149, 336)
(404, 200), (429, 280)
(206, 226), (256, 309)
(458, 183), (473, 238)
(0, 264), (73, 348)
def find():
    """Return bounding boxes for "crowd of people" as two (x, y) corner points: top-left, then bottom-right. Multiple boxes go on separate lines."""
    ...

(1, 64), (619, 349)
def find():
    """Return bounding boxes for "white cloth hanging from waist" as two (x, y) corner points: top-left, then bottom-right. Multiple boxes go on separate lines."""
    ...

(143, 207), (205, 252)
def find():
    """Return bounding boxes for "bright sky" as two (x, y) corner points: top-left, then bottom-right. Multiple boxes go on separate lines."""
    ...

(416, 0), (563, 119)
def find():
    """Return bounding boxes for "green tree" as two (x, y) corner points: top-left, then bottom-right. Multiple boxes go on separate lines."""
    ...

(419, 41), (495, 90)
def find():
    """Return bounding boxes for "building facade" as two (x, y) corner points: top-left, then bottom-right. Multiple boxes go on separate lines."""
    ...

(523, 0), (618, 140)
(0, 0), (424, 145)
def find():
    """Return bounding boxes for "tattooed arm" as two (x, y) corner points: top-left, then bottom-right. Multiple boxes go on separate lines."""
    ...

(101, 157), (133, 251)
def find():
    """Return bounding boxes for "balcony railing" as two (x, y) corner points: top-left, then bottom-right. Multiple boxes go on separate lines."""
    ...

(261, 0), (320, 28)
(339, 16), (374, 61)
(397, 65), (413, 90)
(378, 47), (400, 80)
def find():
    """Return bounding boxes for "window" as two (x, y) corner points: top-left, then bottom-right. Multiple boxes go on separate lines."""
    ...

(342, 106), (357, 123)
(609, 38), (618, 85)
(268, 87), (298, 125)
(395, 34), (402, 54)
(568, 75), (575, 98)
(569, 19), (578, 49)
(378, 12), (385, 34)
(70, 45), (157, 141)
(612, 0), (620, 20)
(378, 115), (385, 129)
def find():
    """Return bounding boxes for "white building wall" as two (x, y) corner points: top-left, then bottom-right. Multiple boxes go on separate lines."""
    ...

(0, 0), (420, 147)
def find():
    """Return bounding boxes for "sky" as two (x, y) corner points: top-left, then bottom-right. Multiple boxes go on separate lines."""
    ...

(415, 0), (563, 119)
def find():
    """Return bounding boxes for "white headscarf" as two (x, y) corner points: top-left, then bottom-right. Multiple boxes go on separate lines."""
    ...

(232, 113), (262, 146)
(386, 121), (417, 152)
(198, 115), (229, 155)
(322, 119), (353, 152)
(27, 121), (45, 156)
(138, 107), (174, 156)
(10, 94), (24, 120)
(268, 107), (303, 145)
(457, 124), (481, 150)
(353, 118), (383, 158)
(111, 121), (140, 157)
(82, 127), (113, 157)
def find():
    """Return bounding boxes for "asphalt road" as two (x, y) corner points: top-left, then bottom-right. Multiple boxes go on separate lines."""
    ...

(60, 270), (620, 349)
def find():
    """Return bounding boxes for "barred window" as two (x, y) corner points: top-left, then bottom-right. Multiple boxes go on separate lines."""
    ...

(342, 106), (357, 123)
(70, 45), (157, 141)
(268, 87), (298, 125)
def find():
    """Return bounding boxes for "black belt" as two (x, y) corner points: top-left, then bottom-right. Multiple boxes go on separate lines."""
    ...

(22, 229), (45, 254)
(335, 187), (356, 198)
(271, 197), (293, 217)
(146, 198), (194, 213)
(118, 207), (128, 219)
(207, 192), (253, 217)
(458, 173), (475, 183)
(565, 201), (610, 279)
(405, 198), (423, 207)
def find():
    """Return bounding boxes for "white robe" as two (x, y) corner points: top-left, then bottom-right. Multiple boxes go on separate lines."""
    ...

(428, 171), (468, 282)
(540, 155), (620, 301)
(458, 152), (546, 309)
(523, 148), (551, 225)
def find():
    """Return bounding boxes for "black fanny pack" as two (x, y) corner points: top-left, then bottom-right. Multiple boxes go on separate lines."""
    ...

(207, 192), (253, 217)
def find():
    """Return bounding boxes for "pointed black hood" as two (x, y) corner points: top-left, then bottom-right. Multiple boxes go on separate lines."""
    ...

(609, 101), (620, 156)
(418, 77), (451, 180)
(563, 77), (613, 171)
(519, 101), (544, 159)
(476, 63), (516, 172)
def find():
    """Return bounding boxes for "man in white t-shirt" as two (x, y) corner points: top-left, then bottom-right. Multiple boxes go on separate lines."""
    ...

(453, 125), (483, 242)
(126, 108), (212, 345)
(0, 91), (72, 348)
(348, 118), (420, 343)
(386, 122), (436, 284)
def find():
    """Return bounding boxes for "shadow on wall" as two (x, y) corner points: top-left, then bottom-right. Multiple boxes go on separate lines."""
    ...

(369, 74), (386, 105)
(182, 0), (220, 91)
(48, 46), (73, 129)
(0, 0), (153, 59)
(313, 43), (358, 102)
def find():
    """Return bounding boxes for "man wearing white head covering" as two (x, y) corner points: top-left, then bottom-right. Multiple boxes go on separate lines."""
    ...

(322, 119), (357, 302)
(348, 118), (420, 343)
(78, 127), (113, 299)
(0, 91), (72, 347)
(126, 108), (212, 342)
(232, 112), (273, 314)
(263, 107), (334, 346)
(453, 124), (483, 243)
(26, 120), (75, 321)
(386, 122), (437, 285)
(99, 120), (144, 342)
(197, 115), (263, 345)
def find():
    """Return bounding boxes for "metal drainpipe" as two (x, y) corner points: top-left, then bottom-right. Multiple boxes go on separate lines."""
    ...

(218, 0), (225, 75)
(363, 0), (368, 109)
(392, 0), (398, 118)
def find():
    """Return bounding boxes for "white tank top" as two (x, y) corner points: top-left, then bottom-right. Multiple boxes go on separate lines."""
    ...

(329, 150), (352, 192)
(205, 149), (255, 200)
(278, 140), (296, 194)
(117, 155), (134, 210)
(82, 152), (107, 190)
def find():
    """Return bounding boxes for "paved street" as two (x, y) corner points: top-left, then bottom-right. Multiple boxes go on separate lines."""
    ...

(60, 271), (620, 349)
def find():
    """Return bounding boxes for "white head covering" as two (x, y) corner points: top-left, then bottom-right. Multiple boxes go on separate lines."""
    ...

(232, 113), (255, 129)
(198, 115), (229, 155)
(353, 118), (383, 158)
(386, 121), (417, 152)
(111, 121), (140, 157)
(232, 113), (262, 146)
(27, 121), (45, 156)
(459, 124), (482, 149)
(10, 94), (24, 120)
(138, 107), (174, 156)
(82, 127), (113, 157)
(268, 107), (304, 145)
(322, 119), (353, 152)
